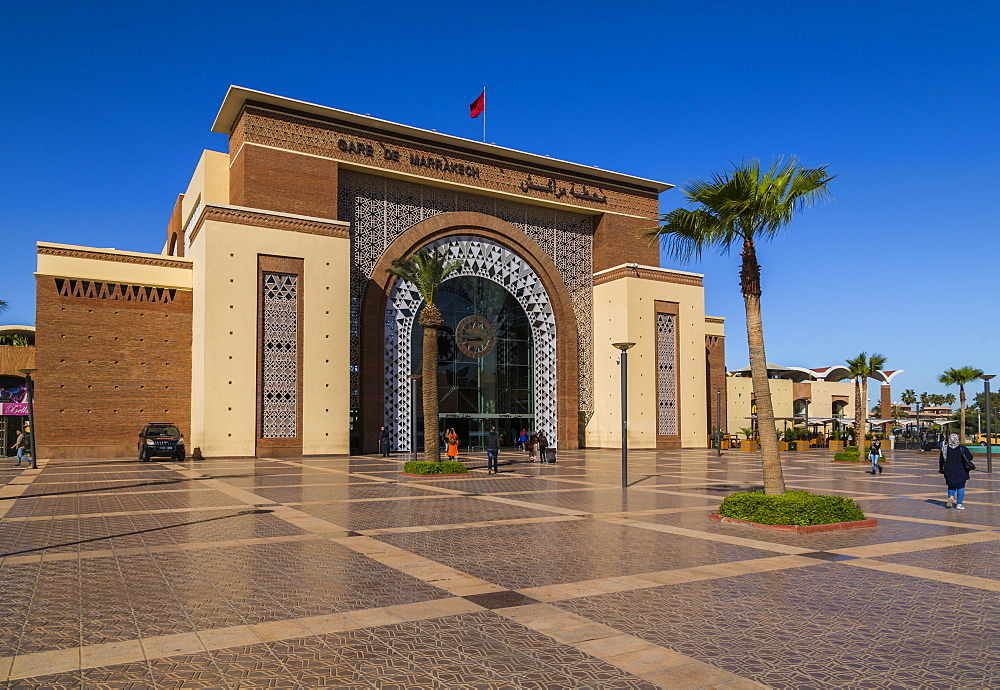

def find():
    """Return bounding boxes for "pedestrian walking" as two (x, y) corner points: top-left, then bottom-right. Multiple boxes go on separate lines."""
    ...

(11, 429), (29, 467)
(537, 431), (549, 463)
(867, 437), (883, 474)
(526, 433), (538, 462)
(519, 428), (528, 451)
(485, 426), (500, 474)
(378, 426), (391, 457)
(446, 428), (460, 459)
(939, 433), (975, 510)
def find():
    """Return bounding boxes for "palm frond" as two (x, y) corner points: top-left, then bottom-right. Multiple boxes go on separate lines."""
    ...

(387, 248), (463, 305)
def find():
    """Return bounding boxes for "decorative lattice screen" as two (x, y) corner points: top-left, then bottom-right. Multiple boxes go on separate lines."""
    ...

(261, 273), (298, 438)
(656, 312), (678, 436)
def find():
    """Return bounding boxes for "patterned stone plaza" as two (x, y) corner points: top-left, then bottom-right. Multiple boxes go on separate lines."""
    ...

(0, 448), (997, 688)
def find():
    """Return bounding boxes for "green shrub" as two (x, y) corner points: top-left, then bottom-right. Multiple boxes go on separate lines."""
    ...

(403, 460), (469, 475)
(717, 490), (867, 526)
(834, 451), (861, 462)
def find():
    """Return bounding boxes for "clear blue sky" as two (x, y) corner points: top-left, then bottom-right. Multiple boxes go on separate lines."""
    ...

(3, 1), (998, 404)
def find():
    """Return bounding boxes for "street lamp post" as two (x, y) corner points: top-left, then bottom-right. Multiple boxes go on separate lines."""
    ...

(409, 374), (421, 463)
(612, 342), (635, 489)
(982, 374), (995, 474)
(19, 368), (38, 470)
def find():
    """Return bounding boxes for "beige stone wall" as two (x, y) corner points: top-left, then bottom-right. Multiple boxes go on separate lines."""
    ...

(726, 377), (856, 436)
(188, 216), (350, 457)
(588, 271), (709, 449)
(181, 150), (230, 235)
(726, 377), (793, 436)
(36, 243), (193, 289)
(807, 381), (856, 419)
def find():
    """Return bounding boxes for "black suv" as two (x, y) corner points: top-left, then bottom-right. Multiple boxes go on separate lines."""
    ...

(137, 423), (185, 462)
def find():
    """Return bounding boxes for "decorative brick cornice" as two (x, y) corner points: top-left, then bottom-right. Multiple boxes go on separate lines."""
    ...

(37, 245), (192, 270)
(705, 316), (725, 324)
(593, 265), (703, 287)
(188, 204), (350, 244)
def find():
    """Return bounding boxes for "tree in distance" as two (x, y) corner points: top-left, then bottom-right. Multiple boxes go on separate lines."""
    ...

(646, 157), (835, 495)
(846, 352), (886, 446)
(939, 366), (984, 443)
(387, 248), (462, 461)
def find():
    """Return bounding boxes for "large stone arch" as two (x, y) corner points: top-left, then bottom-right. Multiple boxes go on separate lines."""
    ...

(360, 212), (579, 453)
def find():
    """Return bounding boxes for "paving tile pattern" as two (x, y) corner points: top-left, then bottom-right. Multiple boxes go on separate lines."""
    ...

(295, 496), (562, 530)
(1, 449), (997, 687)
(558, 564), (1000, 688)
(378, 519), (779, 589)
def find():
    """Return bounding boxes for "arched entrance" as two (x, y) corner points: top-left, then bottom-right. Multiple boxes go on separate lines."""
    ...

(384, 236), (557, 452)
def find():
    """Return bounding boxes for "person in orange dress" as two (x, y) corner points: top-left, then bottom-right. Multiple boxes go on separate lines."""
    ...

(446, 429), (460, 458)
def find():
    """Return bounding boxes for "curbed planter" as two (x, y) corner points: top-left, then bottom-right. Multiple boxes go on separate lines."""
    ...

(400, 472), (472, 478)
(832, 459), (888, 463)
(710, 513), (877, 533)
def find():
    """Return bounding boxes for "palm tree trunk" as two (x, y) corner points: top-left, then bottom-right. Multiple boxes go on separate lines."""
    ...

(854, 377), (864, 455)
(422, 325), (440, 461)
(739, 239), (784, 495)
(743, 295), (785, 495)
(959, 386), (966, 444)
(862, 378), (869, 449)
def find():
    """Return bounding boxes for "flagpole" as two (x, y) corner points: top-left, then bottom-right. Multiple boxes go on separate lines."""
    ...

(482, 87), (486, 143)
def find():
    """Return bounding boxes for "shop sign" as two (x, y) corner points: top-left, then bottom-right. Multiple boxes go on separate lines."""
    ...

(1, 403), (29, 415)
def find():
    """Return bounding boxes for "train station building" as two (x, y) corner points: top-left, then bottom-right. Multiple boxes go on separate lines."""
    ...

(32, 87), (727, 458)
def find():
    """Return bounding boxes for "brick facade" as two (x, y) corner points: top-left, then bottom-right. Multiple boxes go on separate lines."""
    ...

(34, 276), (193, 458)
(167, 194), (184, 257)
(706, 335), (727, 437)
(229, 144), (339, 220)
(593, 213), (659, 273)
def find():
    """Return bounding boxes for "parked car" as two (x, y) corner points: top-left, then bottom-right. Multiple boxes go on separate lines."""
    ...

(974, 433), (1000, 446)
(137, 423), (185, 461)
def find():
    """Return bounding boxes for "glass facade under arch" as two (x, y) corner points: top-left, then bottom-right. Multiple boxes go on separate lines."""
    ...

(412, 275), (534, 449)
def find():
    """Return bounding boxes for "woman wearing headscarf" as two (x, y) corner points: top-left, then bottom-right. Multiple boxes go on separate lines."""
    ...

(939, 433), (975, 510)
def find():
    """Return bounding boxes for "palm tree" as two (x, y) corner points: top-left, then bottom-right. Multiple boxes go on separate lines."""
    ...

(900, 389), (916, 419)
(939, 366), (984, 443)
(944, 393), (956, 408)
(845, 353), (885, 450)
(647, 157), (834, 494)
(387, 248), (462, 461)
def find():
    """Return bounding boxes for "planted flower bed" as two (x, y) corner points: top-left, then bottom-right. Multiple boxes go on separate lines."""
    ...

(401, 460), (470, 477)
(711, 490), (876, 532)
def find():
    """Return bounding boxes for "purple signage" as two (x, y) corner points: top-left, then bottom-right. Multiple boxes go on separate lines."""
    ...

(1, 403), (29, 416)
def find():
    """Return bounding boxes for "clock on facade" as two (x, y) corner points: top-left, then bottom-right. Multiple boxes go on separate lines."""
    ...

(455, 315), (496, 358)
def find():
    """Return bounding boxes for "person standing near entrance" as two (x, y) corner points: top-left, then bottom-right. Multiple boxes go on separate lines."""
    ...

(537, 431), (549, 463)
(867, 437), (883, 474)
(526, 433), (538, 462)
(11, 429), (29, 467)
(485, 426), (500, 474)
(519, 429), (528, 451)
(446, 428), (460, 459)
(378, 426), (390, 457)
(940, 433), (975, 510)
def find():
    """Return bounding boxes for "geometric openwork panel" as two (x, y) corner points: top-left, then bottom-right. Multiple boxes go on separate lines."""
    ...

(54, 278), (177, 304)
(338, 170), (595, 426)
(261, 272), (298, 439)
(656, 312), (678, 436)
(385, 236), (557, 451)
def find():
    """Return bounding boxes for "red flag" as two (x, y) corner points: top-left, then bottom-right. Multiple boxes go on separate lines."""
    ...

(470, 90), (485, 118)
